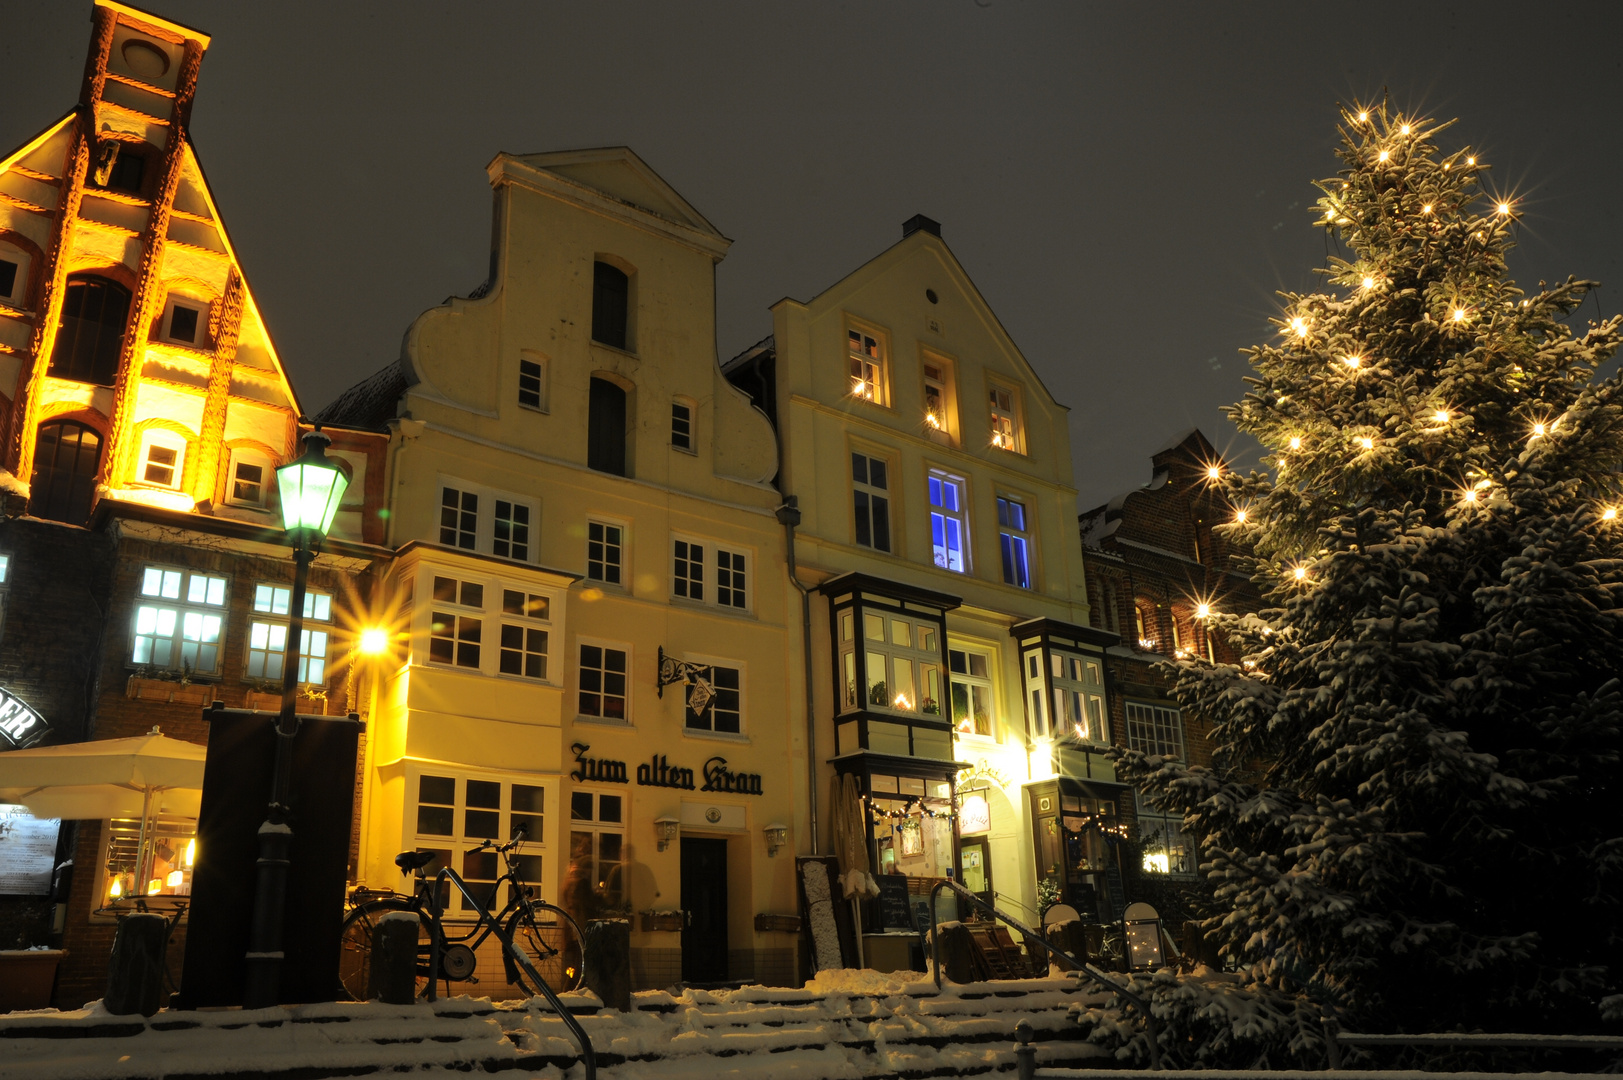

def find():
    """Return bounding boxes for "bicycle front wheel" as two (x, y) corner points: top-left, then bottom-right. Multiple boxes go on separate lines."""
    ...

(338, 897), (433, 1001)
(506, 900), (586, 995)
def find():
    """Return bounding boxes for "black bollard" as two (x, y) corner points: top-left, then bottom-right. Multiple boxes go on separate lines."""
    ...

(105, 913), (168, 1017)
(583, 919), (629, 1011)
(370, 912), (420, 1005)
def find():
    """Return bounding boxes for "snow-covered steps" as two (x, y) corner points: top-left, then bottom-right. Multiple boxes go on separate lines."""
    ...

(0, 970), (1114, 1079)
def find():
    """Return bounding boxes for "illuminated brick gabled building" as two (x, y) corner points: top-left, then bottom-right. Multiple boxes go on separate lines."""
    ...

(0, 2), (389, 1006)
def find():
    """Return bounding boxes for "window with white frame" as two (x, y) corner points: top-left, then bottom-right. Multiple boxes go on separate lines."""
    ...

(675, 536), (749, 611)
(518, 355), (545, 411)
(1137, 792), (1195, 876)
(411, 772), (546, 913)
(1051, 653), (1107, 743)
(0, 243), (30, 307)
(929, 471), (968, 573)
(1125, 701), (1184, 759)
(672, 538), (704, 600)
(989, 383), (1022, 452)
(715, 547), (747, 609)
(997, 496), (1032, 589)
(160, 294), (209, 348)
(132, 566), (227, 674)
(493, 499), (531, 562)
(840, 609), (942, 717)
(429, 575), (484, 669)
(498, 588), (550, 680)
(685, 662), (741, 734)
(569, 790), (625, 907)
(847, 327), (886, 404)
(245, 583), (332, 685)
(138, 430), (186, 489)
(851, 451), (892, 552)
(948, 645), (996, 737)
(670, 401), (693, 451)
(587, 521), (623, 585)
(578, 641), (628, 721)
(226, 449), (271, 506)
(922, 360), (952, 437)
(440, 487), (478, 550)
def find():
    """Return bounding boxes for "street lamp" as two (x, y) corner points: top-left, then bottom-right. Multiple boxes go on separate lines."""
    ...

(243, 427), (350, 1008)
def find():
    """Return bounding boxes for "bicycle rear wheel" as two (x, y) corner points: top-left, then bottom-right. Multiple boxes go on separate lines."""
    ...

(338, 897), (433, 1001)
(506, 900), (586, 995)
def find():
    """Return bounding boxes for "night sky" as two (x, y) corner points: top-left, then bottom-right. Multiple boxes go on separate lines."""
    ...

(4, 1), (1620, 509)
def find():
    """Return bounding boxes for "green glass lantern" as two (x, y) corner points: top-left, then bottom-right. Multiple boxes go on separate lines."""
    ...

(275, 430), (350, 536)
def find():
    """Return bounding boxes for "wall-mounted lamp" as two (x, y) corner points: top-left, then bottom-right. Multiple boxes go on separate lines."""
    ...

(655, 816), (680, 852)
(763, 822), (788, 858)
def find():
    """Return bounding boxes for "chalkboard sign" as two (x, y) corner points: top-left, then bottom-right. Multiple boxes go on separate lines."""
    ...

(912, 897), (935, 938)
(877, 875), (912, 930)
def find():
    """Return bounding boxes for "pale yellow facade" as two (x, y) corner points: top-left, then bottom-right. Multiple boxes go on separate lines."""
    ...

(351, 148), (803, 989)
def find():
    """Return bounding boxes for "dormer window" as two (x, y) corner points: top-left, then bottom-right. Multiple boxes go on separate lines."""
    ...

(227, 450), (272, 506)
(93, 141), (146, 197)
(989, 384), (1022, 452)
(848, 329), (886, 404)
(138, 430), (186, 489)
(161, 295), (209, 348)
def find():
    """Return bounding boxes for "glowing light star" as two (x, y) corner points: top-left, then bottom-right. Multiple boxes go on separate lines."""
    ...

(1378, 150), (1390, 162)
(1434, 409), (1450, 423)
(359, 628), (389, 655)
(1422, 204), (1433, 214)
(1206, 465), (1222, 481)
(1195, 603), (1211, 618)
(109, 878), (123, 899)
(1359, 437), (1374, 450)
(1362, 276), (1376, 289)
(1532, 422), (1546, 437)
(1289, 436), (1302, 450)
(1234, 508), (1248, 523)
(1604, 507), (1618, 521)
(1497, 202), (1511, 215)
(1464, 489), (1478, 503)
(1343, 355), (1362, 369)
(1467, 156), (1476, 165)
(1290, 316), (1308, 337)
(1452, 308), (1467, 322)
(1293, 566), (1308, 581)
(1400, 124), (1411, 134)
(1357, 111), (1368, 122)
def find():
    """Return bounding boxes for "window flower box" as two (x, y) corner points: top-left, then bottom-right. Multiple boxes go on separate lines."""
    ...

(245, 690), (329, 715)
(754, 913), (801, 933)
(640, 911), (684, 933)
(125, 677), (213, 708)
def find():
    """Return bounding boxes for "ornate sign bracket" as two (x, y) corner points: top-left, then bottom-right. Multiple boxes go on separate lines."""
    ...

(657, 646), (715, 714)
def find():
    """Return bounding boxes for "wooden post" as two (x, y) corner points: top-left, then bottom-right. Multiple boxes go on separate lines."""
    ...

(369, 912), (420, 1005)
(583, 919), (629, 1011)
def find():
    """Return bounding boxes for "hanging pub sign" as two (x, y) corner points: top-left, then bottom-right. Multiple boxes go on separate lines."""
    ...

(568, 743), (763, 795)
(958, 792), (991, 836)
(0, 686), (47, 749)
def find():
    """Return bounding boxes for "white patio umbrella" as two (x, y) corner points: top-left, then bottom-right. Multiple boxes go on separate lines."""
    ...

(0, 727), (206, 892)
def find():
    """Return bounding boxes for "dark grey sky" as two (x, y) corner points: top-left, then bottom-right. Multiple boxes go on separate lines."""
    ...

(4, 2), (1620, 509)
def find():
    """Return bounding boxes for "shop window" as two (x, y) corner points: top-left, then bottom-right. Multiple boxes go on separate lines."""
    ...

(138, 430), (186, 489)
(868, 773), (954, 878)
(997, 496), (1032, 589)
(1125, 701), (1184, 759)
(578, 641), (628, 721)
(948, 646), (995, 737)
(851, 451), (892, 552)
(429, 575), (484, 669)
(847, 327), (886, 404)
(518, 356), (545, 411)
(226, 450), (271, 506)
(587, 378), (628, 476)
(685, 663), (741, 734)
(843, 610), (942, 717)
(670, 401), (693, 450)
(412, 772), (546, 913)
(161, 294), (209, 348)
(989, 383), (1023, 452)
(50, 274), (130, 386)
(493, 499), (531, 562)
(102, 814), (195, 904)
(587, 520), (623, 585)
(132, 566), (227, 675)
(1137, 793), (1195, 876)
(568, 791), (625, 909)
(591, 261), (629, 350)
(440, 486), (478, 550)
(29, 420), (101, 524)
(929, 471), (968, 573)
(499, 589), (550, 680)
(245, 584), (332, 685)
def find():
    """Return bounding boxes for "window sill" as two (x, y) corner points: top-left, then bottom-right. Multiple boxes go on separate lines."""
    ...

(671, 445), (697, 456)
(667, 595), (754, 619)
(574, 714), (633, 730)
(589, 340), (639, 362)
(494, 672), (560, 689)
(681, 727), (750, 745)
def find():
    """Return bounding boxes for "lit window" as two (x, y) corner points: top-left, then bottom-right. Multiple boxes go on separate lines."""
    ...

(518, 357), (544, 410)
(1137, 793), (1195, 876)
(440, 487), (477, 550)
(715, 548), (747, 609)
(1050, 653), (1107, 743)
(989, 385), (1021, 451)
(997, 496), (1031, 589)
(851, 452), (892, 552)
(429, 575), (484, 669)
(671, 401), (692, 450)
(103, 814), (196, 903)
(499, 588), (550, 680)
(1125, 701), (1184, 759)
(578, 643), (628, 720)
(841, 610), (942, 716)
(848, 329), (886, 404)
(413, 773), (546, 912)
(0, 553), (9, 583)
(226, 451), (270, 506)
(929, 472), (968, 573)
(131, 566), (227, 674)
(138, 431), (186, 489)
(949, 647), (995, 736)
(245, 584), (333, 685)
(673, 539), (704, 600)
(587, 521), (623, 585)
(685, 663), (741, 734)
(493, 499), (530, 562)
(569, 792), (624, 907)
(922, 362), (951, 435)
(161, 295), (209, 347)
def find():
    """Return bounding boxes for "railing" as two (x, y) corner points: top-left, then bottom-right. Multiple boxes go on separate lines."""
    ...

(927, 877), (1163, 1070)
(430, 866), (596, 1080)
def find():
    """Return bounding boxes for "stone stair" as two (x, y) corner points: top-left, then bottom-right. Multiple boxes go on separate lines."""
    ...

(0, 971), (1116, 1079)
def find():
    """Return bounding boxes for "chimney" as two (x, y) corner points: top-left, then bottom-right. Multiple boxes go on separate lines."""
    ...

(902, 214), (941, 239)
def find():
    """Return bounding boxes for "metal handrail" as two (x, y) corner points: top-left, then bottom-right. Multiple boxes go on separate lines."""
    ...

(928, 877), (1162, 1070)
(430, 866), (596, 1080)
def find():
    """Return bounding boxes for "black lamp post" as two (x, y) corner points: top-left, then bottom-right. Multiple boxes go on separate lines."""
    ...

(242, 427), (350, 1008)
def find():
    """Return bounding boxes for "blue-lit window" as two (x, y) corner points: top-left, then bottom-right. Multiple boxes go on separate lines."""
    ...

(929, 471), (968, 573)
(998, 496), (1031, 589)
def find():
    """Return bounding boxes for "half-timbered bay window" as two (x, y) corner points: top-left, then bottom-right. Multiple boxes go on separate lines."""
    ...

(948, 645), (995, 737)
(1013, 618), (1114, 747)
(132, 566), (227, 675)
(430, 575), (485, 669)
(821, 573), (960, 761)
(499, 589), (550, 680)
(246, 584), (333, 684)
(411, 771), (547, 913)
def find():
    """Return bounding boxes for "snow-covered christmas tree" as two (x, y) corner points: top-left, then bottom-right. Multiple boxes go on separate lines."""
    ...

(1117, 102), (1623, 1032)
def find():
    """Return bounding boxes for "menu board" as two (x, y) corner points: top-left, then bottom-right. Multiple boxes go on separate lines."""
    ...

(876, 875), (912, 930)
(0, 804), (60, 895)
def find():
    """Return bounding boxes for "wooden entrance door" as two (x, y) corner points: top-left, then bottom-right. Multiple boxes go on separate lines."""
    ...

(680, 837), (728, 983)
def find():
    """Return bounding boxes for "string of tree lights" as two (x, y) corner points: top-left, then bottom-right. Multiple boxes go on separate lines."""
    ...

(864, 796), (956, 822)
(1110, 100), (1623, 1034)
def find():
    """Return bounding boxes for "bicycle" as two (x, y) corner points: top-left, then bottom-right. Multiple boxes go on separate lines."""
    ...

(338, 828), (585, 1001)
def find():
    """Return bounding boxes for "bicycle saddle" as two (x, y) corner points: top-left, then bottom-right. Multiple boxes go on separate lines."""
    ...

(395, 850), (437, 873)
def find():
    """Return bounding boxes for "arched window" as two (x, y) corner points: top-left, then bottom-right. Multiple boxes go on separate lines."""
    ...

(587, 377), (627, 476)
(30, 420), (102, 524)
(49, 275), (130, 386)
(592, 261), (629, 350)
